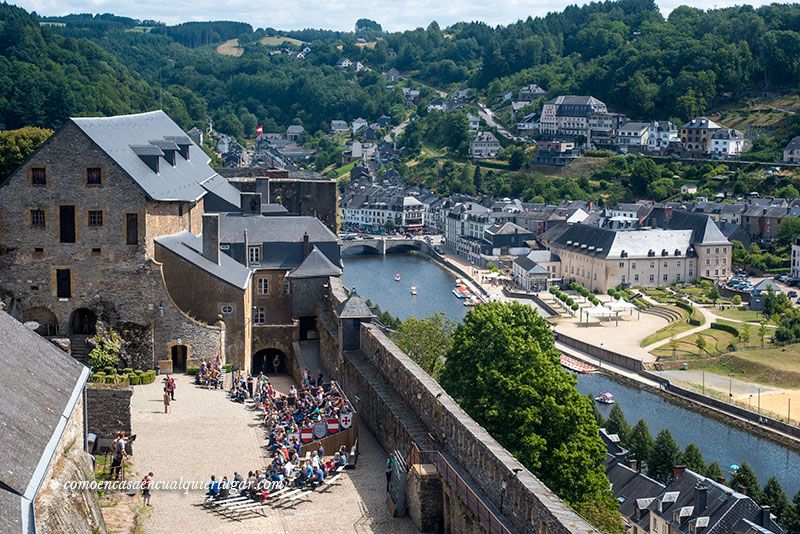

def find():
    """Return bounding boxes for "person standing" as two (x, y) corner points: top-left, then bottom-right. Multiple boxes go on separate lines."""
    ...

(272, 354), (281, 375)
(165, 375), (175, 401)
(110, 431), (127, 480)
(163, 387), (171, 413)
(385, 454), (395, 492)
(141, 472), (153, 506)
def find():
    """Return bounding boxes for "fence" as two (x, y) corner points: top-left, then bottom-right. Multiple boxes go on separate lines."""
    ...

(298, 381), (359, 456)
(554, 332), (645, 372)
(409, 445), (511, 534)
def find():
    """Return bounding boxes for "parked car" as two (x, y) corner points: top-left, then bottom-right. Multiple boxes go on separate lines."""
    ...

(789, 291), (798, 298)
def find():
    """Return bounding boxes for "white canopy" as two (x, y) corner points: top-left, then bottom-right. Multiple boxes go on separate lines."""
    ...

(606, 297), (637, 311)
(583, 303), (615, 318)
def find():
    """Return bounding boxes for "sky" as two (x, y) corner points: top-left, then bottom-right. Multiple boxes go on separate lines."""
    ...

(9, 0), (790, 31)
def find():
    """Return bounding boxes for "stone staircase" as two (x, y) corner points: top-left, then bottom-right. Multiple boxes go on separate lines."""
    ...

(70, 336), (88, 362)
(640, 305), (683, 323)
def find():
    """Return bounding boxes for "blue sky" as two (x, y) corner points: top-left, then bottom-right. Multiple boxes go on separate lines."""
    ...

(10, 0), (788, 31)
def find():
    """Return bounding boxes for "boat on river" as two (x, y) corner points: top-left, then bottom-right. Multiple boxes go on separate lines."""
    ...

(410, 286), (417, 295)
(594, 392), (615, 404)
(452, 283), (471, 299)
(394, 273), (401, 281)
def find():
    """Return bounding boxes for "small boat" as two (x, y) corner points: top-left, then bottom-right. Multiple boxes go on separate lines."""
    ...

(594, 392), (615, 404)
(410, 286), (417, 295)
(394, 273), (401, 281)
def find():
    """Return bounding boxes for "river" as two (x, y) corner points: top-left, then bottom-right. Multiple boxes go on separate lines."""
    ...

(342, 252), (800, 495)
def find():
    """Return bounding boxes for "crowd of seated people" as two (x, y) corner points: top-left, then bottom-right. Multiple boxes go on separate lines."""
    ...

(195, 361), (223, 389)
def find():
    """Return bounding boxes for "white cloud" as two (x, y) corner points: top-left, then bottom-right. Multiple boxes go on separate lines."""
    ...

(8, 0), (789, 31)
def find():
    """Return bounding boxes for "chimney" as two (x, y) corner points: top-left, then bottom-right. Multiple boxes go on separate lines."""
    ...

(628, 458), (638, 470)
(674, 465), (686, 480)
(695, 483), (707, 514)
(241, 192), (262, 216)
(760, 506), (774, 531)
(303, 232), (310, 259)
(255, 177), (270, 203)
(202, 214), (220, 265)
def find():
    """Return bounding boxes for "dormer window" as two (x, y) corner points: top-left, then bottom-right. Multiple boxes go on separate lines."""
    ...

(131, 145), (163, 173)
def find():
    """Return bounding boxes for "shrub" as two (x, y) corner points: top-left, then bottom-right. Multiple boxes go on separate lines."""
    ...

(710, 322), (740, 336)
(103, 375), (117, 384)
(186, 366), (200, 376)
(91, 372), (105, 383)
(675, 300), (694, 313)
(145, 370), (157, 384)
(128, 373), (140, 385)
(222, 364), (233, 373)
(571, 303), (579, 311)
(732, 295), (742, 305)
(123, 367), (133, 374)
(102, 366), (115, 376)
(688, 317), (702, 326)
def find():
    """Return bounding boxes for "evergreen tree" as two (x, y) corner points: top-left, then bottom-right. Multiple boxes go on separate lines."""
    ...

(627, 420), (654, 470)
(472, 164), (482, 193)
(648, 429), (680, 484)
(705, 461), (725, 483)
(605, 404), (631, 445)
(730, 463), (763, 503)
(762, 476), (789, 520)
(784, 491), (800, 534)
(679, 444), (705, 474)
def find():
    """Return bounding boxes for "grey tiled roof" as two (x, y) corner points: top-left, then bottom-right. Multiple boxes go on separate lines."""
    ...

(666, 211), (729, 245)
(200, 174), (242, 210)
(0, 311), (90, 532)
(219, 214), (337, 244)
(71, 111), (217, 202)
(155, 232), (251, 289)
(337, 291), (375, 319)
(287, 247), (343, 279)
(513, 255), (549, 274)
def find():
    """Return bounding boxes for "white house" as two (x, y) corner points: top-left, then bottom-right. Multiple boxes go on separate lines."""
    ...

(784, 136), (800, 163)
(516, 113), (539, 132)
(647, 121), (679, 153)
(330, 120), (349, 133)
(710, 129), (747, 159)
(681, 184), (698, 195)
(352, 117), (368, 135)
(470, 131), (501, 159)
(467, 113), (480, 132)
(615, 121), (650, 150)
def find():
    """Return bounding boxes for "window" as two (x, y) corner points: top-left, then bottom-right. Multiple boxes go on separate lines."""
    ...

(59, 206), (76, 243)
(677, 261), (681, 267)
(249, 245), (262, 264)
(705, 269), (710, 277)
(56, 269), (71, 298)
(221, 305), (233, 315)
(664, 262), (668, 268)
(649, 274), (655, 282)
(631, 263), (636, 269)
(619, 262), (624, 268)
(706, 248), (711, 254)
(676, 274), (681, 282)
(254, 307), (265, 325)
(663, 274), (668, 282)
(715, 269), (719, 276)
(634, 274), (639, 282)
(31, 167), (46, 185)
(126, 213), (139, 245)
(706, 259), (711, 265)
(689, 270), (694, 277)
(86, 167), (102, 185)
(650, 262), (655, 268)
(283, 279), (291, 294)
(30, 209), (45, 228)
(715, 247), (720, 254)
(33, 247), (43, 254)
(257, 278), (269, 295)
(91, 248), (101, 255)
(88, 210), (103, 227)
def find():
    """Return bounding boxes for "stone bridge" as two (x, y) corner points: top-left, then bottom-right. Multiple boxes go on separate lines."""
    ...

(339, 237), (429, 255)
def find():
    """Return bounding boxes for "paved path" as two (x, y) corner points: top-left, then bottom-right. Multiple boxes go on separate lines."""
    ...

(131, 374), (415, 534)
(654, 370), (778, 397)
(643, 305), (716, 350)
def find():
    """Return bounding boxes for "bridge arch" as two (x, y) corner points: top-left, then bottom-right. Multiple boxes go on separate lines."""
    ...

(340, 243), (383, 255)
(385, 242), (422, 254)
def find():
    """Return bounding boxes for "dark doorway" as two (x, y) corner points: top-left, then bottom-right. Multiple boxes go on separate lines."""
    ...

(69, 308), (96, 335)
(299, 316), (317, 341)
(126, 213), (139, 245)
(252, 348), (287, 375)
(171, 345), (188, 373)
(56, 269), (72, 298)
(59, 205), (76, 243)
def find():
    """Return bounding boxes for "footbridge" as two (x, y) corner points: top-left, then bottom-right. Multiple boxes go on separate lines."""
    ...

(339, 237), (430, 255)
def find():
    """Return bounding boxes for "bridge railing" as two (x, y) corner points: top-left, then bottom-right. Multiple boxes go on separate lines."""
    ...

(409, 444), (511, 534)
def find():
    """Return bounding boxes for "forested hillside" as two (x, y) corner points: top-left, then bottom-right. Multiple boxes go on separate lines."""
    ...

(2, 0), (800, 136)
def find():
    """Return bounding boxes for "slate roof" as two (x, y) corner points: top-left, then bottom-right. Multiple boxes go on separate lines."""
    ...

(682, 117), (722, 130)
(337, 291), (375, 319)
(0, 311), (91, 533)
(485, 222), (529, 236)
(553, 224), (694, 259)
(526, 250), (560, 263)
(287, 247), (343, 279)
(606, 462), (664, 520)
(618, 121), (650, 133)
(218, 214), (337, 244)
(712, 128), (745, 140)
(513, 255), (549, 274)
(286, 125), (305, 135)
(785, 136), (800, 151)
(665, 211), (729, 245)
(200, 174), (242, 210)
(71, 111), (216, 202)
(155, 232), (251, 289)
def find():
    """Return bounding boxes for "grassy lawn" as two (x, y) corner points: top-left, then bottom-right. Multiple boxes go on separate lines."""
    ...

(259, 36), (305, 46)
(639, 287), (676, 304)
(331, 160), (359, 178)
(651, 329), (736, 359)
(714, 307), (774, 324)
(216, 38), (243, 57)
(640, 306), (705, 347)
(692, 344), (800, 390)
(674, 285), (732, 305)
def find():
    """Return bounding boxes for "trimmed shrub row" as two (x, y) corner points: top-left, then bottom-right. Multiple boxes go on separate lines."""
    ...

(710, 322), (740, 336)
(90, 369), (156, 386)
(675, 300), (694, 313)
(569, 282), (600, 306)
(548, 286), (576, 308)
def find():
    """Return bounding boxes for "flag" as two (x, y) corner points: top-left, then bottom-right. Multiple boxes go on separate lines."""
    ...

(339, 413), (353, 429)
(300, 427), (313, 443)
(327, 418), (339, 434)
(256, 125), (263, 135)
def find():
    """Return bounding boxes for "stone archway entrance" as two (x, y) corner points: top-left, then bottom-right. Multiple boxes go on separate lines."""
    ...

(70, 308), (97, 336)
(252, 348), (287, 375)
(22, 307), (59, 336)
(171, 345), (188, 373)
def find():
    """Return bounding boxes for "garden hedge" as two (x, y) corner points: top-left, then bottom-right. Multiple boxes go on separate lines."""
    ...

(710, 322), (740, 336)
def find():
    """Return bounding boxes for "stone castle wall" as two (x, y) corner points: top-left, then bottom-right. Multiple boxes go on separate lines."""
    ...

(86, 385), (132, 441)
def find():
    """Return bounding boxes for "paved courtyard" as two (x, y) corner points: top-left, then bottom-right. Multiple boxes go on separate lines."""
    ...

(130, 374), (416, 533)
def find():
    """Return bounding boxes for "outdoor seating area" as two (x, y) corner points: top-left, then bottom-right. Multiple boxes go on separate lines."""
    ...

(578, 297), (641, 325)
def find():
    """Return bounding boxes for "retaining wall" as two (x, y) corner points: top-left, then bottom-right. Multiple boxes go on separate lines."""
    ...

(554, 332), (644, 372)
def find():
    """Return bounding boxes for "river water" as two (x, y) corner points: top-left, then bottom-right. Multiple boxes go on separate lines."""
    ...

(342, 252), (800, 495)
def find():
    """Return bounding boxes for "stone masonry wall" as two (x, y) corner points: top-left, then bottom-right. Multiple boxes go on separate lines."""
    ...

(86, 385), (132, 441)
(356, 325), (598, 534)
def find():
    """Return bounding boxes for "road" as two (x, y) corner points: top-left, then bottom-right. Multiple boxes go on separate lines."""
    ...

(478, 103), (514, 140)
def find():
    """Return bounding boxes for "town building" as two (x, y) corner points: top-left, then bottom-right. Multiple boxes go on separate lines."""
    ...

(680, 117), (723, 156)
(783, 136), (800, 163)
(539, 95), (608, 141)
(517, 83), (547, 101)
(286, 124), (305, 142)
(470, 131), (501, 159)
(515, 112), (539, 132)
(467, 113), (480, 132)
(532, 140), (579, 165)
(792, 236), (800, 278)
(445, 201), (493, 262)
(351, 117), (368, 135)
(330, 120), (349, 134)
(512, 250), (561, 291)
(341, 187), (426, 232)
(0, 111), (340, 375)
(647, 121), (679, 154)
(710, 128), (747, 159)
(615, 121), (650, 151)
(483, 222), (533, 256)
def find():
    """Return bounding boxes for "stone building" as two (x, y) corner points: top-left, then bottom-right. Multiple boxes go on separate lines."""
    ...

(0, 111), (340, 374)
(0, 310), (104, 534)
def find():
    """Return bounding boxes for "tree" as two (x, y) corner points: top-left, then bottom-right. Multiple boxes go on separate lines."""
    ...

(706, 285), (720, 305)
(740, 323), (751, 348)
(628, 420), (655, 470)
(695, 335), (707, 354)
(629, 158), (660, 197)
(680, 444), (705, 473)
(759, 321), (768, 349)
(88, 328), (125, 369)
(784, 490), (800, 534)
(777, 216), (800, 247)
(606, 404), (631, 445)
(705, 461), (725, 483)
(439, 302), (618, 519)
(763, 476), (789, 520)
(0, 127), (52, 179)
(649, 429), (680, 484)
(730, 462), (763, 502)
(393, 314), (454, 379)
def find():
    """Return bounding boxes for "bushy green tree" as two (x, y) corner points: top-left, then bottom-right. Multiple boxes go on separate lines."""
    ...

(731, 462), (763, 502)
(0, 127), (52, 179)
(679, 444), (705, 473)
(648, 429), (680, 484)
(628, 420), (654, 470)
(88, 329), (125, 369)
(606, 404), (631, 445)
(705, 461), (725, 483)
(763, 476), (789, 520)
(393, 313), (454, 379)
(440, 302), (619, 521)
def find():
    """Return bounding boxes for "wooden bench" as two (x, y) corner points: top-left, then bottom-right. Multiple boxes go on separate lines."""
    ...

(277, 490), (313, 507)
